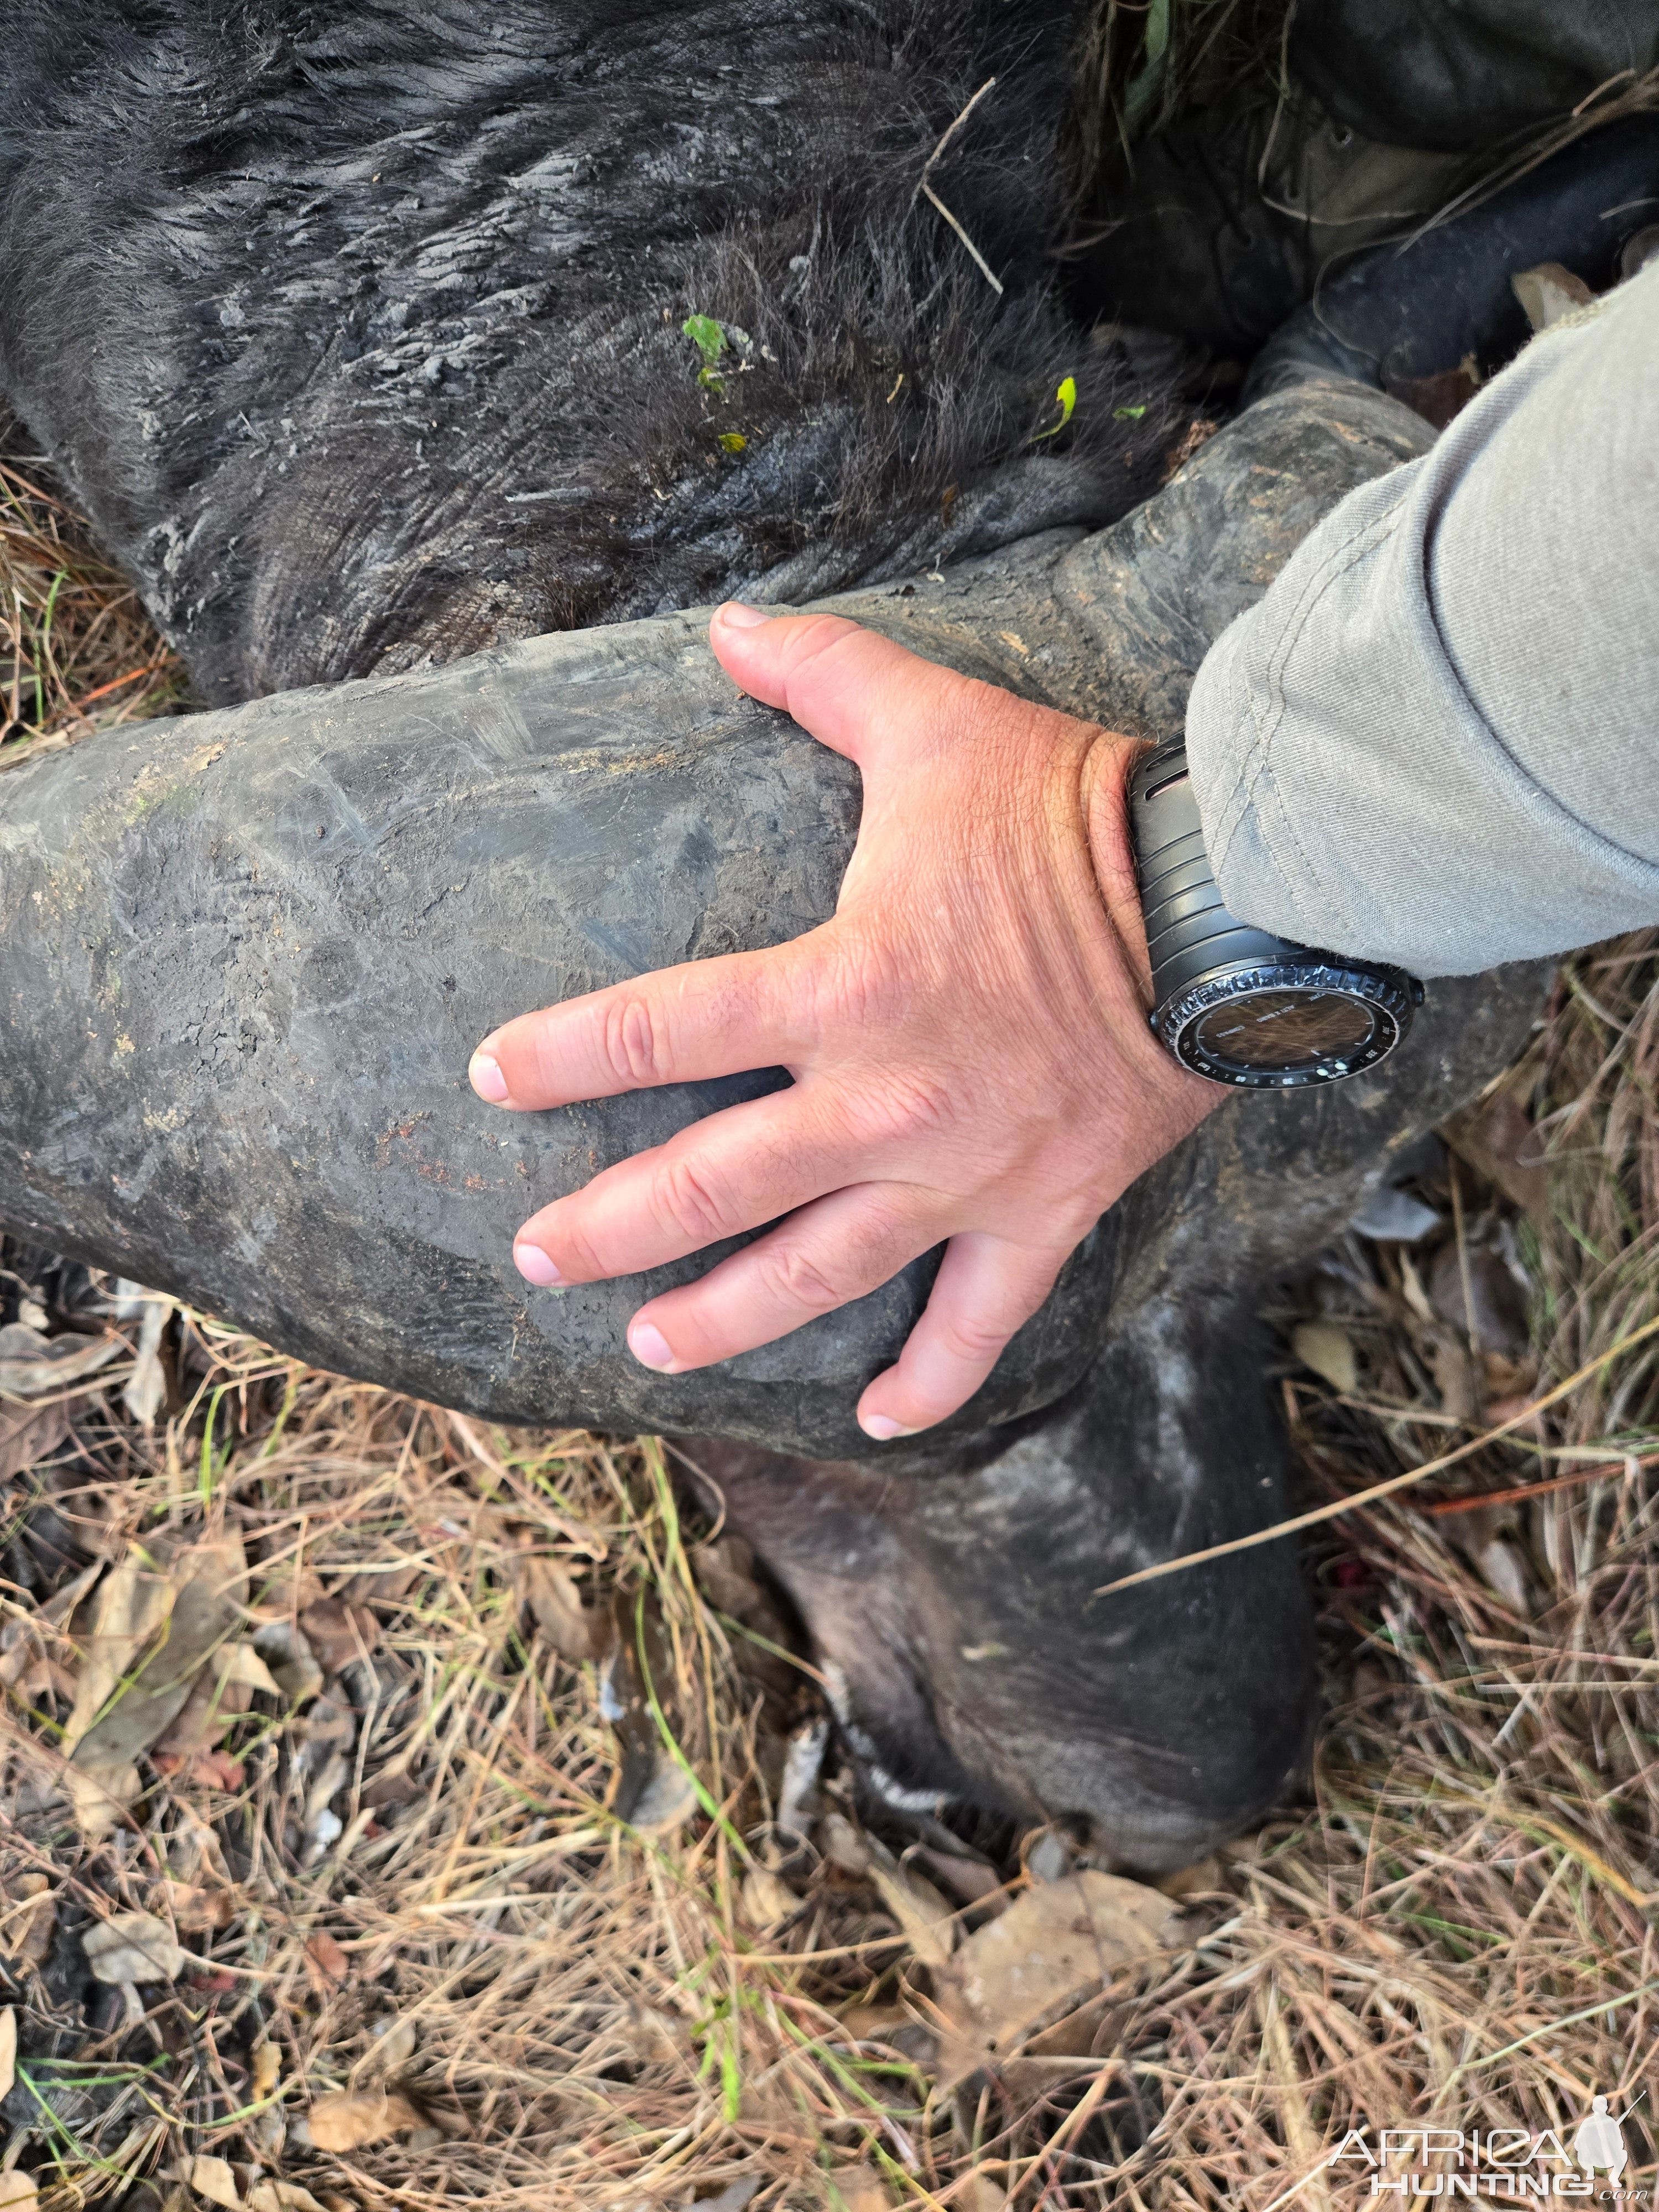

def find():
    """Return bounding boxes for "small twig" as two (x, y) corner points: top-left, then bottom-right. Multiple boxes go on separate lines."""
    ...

(1448, 1156), (1480, 1375)
(1095, 1313), (1659, 1596)
(1421, 1451), (1658, 1519)
(72, 656), (174, 712)
(919, 186), (1005, 295)
(911, 77), (1005, 296)
(911, 76), (1000, 205)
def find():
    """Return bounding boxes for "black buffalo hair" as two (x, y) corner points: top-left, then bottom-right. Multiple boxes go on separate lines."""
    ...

(0, 0), (1182, 702)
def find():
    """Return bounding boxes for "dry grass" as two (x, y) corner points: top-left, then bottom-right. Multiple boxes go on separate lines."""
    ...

(2, 424), (1657, 2212)
(1066, 0), (1291, 199)
(0, 416), (186, 770)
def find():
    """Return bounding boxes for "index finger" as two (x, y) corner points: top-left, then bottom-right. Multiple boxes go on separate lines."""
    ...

(709, 603), (991, 774)
(470, 938), (819, 1109)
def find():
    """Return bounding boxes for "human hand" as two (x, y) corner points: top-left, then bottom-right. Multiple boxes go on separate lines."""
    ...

(469, 605), (1219, 1438)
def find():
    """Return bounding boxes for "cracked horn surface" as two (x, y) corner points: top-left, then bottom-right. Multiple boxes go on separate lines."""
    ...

(0, 382), (1545, 1457)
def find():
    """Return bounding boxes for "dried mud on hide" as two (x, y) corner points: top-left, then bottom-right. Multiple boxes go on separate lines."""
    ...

(3, 430), (1658, 2212)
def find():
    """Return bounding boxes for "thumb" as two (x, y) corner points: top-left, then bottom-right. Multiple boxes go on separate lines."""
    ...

(709, 602), (974, 773)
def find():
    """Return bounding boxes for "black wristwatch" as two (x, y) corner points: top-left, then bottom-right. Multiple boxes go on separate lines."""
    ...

(1129, 739), (1423, 1089)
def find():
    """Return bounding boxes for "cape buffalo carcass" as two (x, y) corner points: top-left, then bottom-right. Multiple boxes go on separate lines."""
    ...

(0, 0), (1574, 1865)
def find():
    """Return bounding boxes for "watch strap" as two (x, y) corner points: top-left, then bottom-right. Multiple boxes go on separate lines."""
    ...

(1129, 739), (1310, 1016)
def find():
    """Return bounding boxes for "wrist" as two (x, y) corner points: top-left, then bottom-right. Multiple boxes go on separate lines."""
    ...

(1078, 728), (1156, 1001)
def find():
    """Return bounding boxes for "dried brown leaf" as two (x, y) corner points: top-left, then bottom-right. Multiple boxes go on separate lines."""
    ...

(1154, 1853), (1226, 1900)
(65, 1534), (248, 1837)
(161, 1881), (236, 1933)
(1385, 355), (1484, 432)
(936, 1871), (1176, 2087)
(152, 1662), (234, 1762)
(362, 2012), (418, 2075)
(360, 1768), (419, 1811)
(181, 1746), (245, 1793)
(868, 1854), (955, 1967)
(1428, 1238), (1531, 1361)
(305, 1930), (351, 1989)
(0, 1563), (103, 1704)
(251, 2040), (281, 2101)
(1441, 1088), (1550, 1216)
(915, 1845), (1003, 1904)
(1021, 1988), (1125, 2060)
(248, 2186), (326, 2212)
(836, 2002), (909, 2044)
(297, 1597), (378, 1677)
(821, 2167), (890, 2212)
(0, 1395), (70, 1483)
(0, 1324), (121, 1399)
(307, 2088), (422, 2151)
(738, 1867), (798, 1931)
(1469, 1532), (1533, 1616)
(0, 1647), (76, 1706)
(1291, 1320), (1358, 1396)
(513, 1553), (603, 1662)
(821, 1811), (872, 1873)
(218, 1642), (282, 1697)
(688, 1535), (769, 1621)
(189, 2154), (243, 2208)
(122, 1296), (174, 1425)
(84, 1909), (187, 1987)
(252, 1620), (324, 1703)
(693, 2184), (760, 2212)
(1, 1872), (55, 1970)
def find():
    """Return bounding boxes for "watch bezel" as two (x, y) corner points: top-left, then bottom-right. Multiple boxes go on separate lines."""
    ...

(1155, 959), (1415, 1089)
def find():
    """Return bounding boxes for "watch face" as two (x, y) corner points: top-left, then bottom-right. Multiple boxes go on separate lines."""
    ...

(1161, 963), (1415, 1088)
(1191, 987), (1377, 1072)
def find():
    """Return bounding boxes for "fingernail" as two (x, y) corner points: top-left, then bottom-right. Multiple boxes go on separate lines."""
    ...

(628, 1321), (677, 1371)
(716, 600), (771, 629)
(514, 1243), (564, 1287)
(860, 1413), (921, 1441)
(470, 1051), (509, 1103)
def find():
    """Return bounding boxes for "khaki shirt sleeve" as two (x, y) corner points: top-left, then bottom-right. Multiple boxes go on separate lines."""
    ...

(1185, 260), (1659, 978)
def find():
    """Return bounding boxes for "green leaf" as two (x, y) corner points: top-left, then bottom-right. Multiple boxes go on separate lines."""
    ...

(1113, 403), (1147, 421)
(719, 2032), (742, 2122)
(1123, 0), (1171, 132)
(1030, 374), (1077, 442)
(682, 314), (728, 367)
(717, 431), (747, 453)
